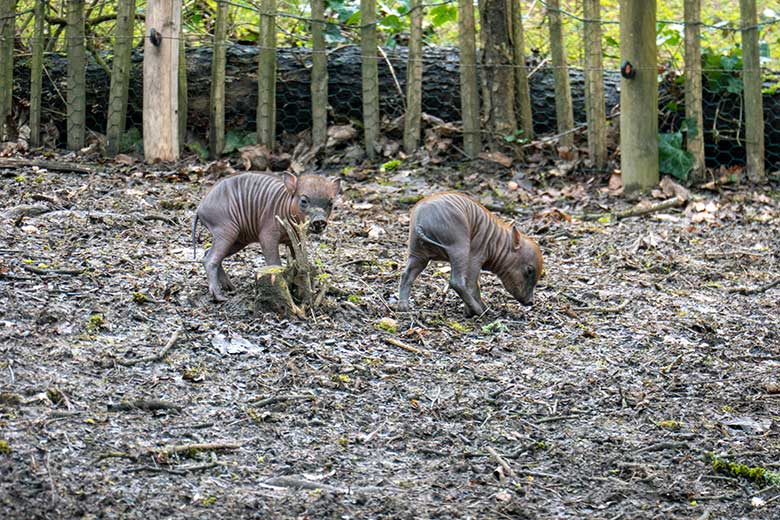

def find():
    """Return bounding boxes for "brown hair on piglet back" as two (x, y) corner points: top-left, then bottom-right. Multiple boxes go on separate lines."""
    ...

(398, 192), (543, 316)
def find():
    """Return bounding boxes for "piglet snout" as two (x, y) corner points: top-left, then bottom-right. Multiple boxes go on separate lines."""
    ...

(309, 218), (327, 234)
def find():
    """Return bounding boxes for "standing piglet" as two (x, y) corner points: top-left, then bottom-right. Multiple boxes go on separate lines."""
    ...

(399, 192), (542, 316)
(192, 172), (340, 301)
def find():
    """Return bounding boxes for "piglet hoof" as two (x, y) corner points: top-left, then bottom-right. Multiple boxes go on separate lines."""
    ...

(396, 302), (410, 313)
(210, 289), (228, 303)
(465, 306), (487, 318)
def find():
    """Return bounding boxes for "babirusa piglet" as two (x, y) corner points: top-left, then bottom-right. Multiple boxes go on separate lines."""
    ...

(192, 172), (341, 301)
(399, 192), (543, 316)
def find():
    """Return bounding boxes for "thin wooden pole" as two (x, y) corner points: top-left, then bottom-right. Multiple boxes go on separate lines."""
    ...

(178, 32), (187, 153)
(619, 0), (658, 192)
(683, 0), (704, 182)
(0, 0), (14, 141)
(739, 0), (766, 183)
(310, 0), (327, 149)
(106, 0), (136, 154)
(583, 0), (606, 169)
(66, 0), (86, 150)
(547, 0), (574, 149)
(457, 0), (480, 157)
(360, 0), (379, 160)
(257, 0), (277, 147)
(209, 0), (228, 158)
(29, 0), (45, 147)
(512, 0), (533, 141)
(143, 0), (181, 161)
(403, 0), (423, 154)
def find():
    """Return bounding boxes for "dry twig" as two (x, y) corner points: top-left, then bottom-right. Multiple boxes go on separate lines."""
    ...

(382, 336), (428, 356)
(116, 328), (183, 366)
(728, 277), (780, 295)
(249, 394), (314, 407)
(0, 157), (94, 174)
(486, 447), (515, 480)
(107, 399), (184, 412)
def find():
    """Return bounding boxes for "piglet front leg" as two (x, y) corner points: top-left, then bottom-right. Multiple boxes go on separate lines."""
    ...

(449, 257), (487, 317)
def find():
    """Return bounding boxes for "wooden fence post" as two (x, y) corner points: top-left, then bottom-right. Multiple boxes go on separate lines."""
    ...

(0, 0), (13, 141)
(360, 0), (379, 160)
(740, 0), (766, 183)
(29, 0), (45, 147)
(403, 0), (423, 154)
(547, 0), (574, 149)
(257, 0), (277, 148)
(310, 0), (327, 149)
(106, 0), (136, 155)
(482, 0), (517, 151)
(66, 0), (86, 150)
(209, 0), (228, 158)
(583, 0), (607, 169)
(178, 33), (187, 153)
(684, 0), (705, 181)
(457, 0), (480, 157)
(143, 0), (181, 161)
(512, 0), (534, 141)
(619, 0), (658, 192)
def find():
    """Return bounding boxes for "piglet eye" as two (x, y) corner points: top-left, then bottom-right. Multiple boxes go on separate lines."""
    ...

(525, 265), (535, 277)
(300, 197), (309, 208)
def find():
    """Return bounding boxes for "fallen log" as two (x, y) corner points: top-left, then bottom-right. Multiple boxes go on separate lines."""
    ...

(8, 43), (780, 171)
(10, 44), (619, 146)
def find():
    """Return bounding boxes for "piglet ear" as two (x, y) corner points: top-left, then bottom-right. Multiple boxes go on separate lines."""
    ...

(327, 176), (341, 196)
(282, 172), (298, 194)
(511, 224), (523, 250)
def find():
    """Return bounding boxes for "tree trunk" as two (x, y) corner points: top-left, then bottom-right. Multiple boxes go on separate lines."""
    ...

(257, 0), (277, 148)
(29, 0), (45, 147)
(511, 0), (533, 141)
(547, 0), (574, 148)
(402, 0), (423, 154)
(209, 0), (228, 158)
(620, 0), (658, 193)
(583, 0), (607, 169)
(684, 0), (704, 182)
(66, 0), (86, 150)
(360, 0), (379, 159)
(0, 0), (14, 141)
(457, 0), (480, 156)
(739, 0), (766, 183)
(481, 0), (518, 152)
(310, 0), (327, 148)
(106, 0), (135, 154)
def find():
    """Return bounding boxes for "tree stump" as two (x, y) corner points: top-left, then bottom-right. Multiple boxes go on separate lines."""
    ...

(254, 218), (329, 318)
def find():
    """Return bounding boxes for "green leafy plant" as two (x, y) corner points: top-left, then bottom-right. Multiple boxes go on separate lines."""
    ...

(701, 49), (743, 95)
(658, 131), (694, 181)
(223, 130), (256, 155)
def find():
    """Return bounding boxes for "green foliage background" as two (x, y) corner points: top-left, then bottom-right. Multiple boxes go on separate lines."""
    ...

(9, 0), (780, 73)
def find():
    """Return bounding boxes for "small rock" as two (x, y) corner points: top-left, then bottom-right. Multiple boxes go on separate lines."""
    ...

(764, 382), (780, 394)
(368, 224), (386, 239)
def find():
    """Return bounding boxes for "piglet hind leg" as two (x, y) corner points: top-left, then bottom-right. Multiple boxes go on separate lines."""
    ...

(398, 255), (430, 311)
(449, 257), (487, 317)
(202, 236), (238, 302)
(216, 242), (246, 292)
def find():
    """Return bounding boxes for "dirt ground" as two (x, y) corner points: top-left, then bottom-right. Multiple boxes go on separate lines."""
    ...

(1, 156), (779, 519)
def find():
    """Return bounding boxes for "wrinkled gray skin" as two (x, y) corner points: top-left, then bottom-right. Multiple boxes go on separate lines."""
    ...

(192, 172), (340, 302)
(399, 192), (543, 316)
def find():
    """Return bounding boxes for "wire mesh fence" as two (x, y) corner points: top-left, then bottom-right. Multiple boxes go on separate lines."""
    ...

(1, 0), (778, 176)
